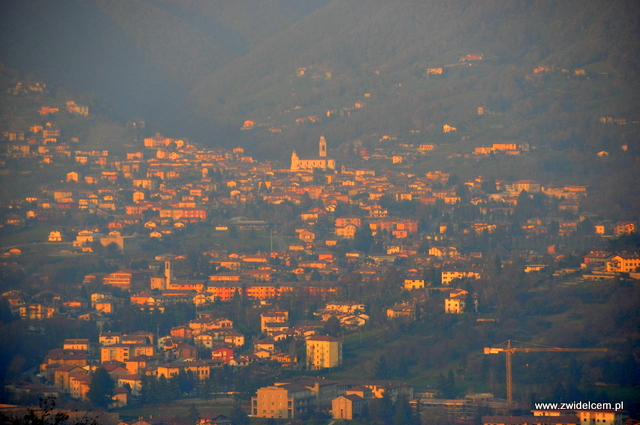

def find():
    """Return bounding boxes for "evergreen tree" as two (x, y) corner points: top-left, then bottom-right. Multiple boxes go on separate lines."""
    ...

(176, 370), (196, 395)
(437, 373), (447, 397)
(493, 255), (502, 277)
(437, 369), (457, 399)
(87, 367), (115, 408)
(393, 394), (417, 425)
(354, 224), (374, 253)
(157, 375), (170, 403)
(324, 315), (342, 337)
(446, 369), (457, 398)
(168, 374), (182, 401)
(310, 269), (322, 281)
(375, 355), (390, 379)
(369, 391), (394, 425)
(140, 374), (158, 404)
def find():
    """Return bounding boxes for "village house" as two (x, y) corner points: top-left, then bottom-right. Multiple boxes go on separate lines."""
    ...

(101, 344), (155, 363)
(429, 246), (459, 259)
(441, 270), (482, 285)
(531, 409), (628, 425)
(212, 345), (235, 363)
(510, 180), (541, 193)
(324, 301), (366, 314)
(445, 289), (468, 314)
(260, 310), (289, 333)
(386, 303), (416, 320)
(614, 221), (637, 236)
(606, 254), (640, 273)
(403, 276), (426, 290)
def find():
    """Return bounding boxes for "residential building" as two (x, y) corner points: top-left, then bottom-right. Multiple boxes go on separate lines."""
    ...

(62, 339), (90, 352)
(532, 410), (629, 425)
(510, 180), (541, 193)
(251, 384), (315, 419)
(325, 302), (365, 314)
(441, 270), (481, 285)
(404, 277), (426, 290)
(606, 254), (640, 273)
(614, 221), (637, 236)
(445, 289), (468, 314)
(260, 311), (289, 333)
(306, 336), (342, 370)
(100, 344), (154, 363)
(386, 303), (416, 320)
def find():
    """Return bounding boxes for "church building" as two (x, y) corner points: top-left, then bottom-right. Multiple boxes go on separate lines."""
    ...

(290, 136), (336, 171)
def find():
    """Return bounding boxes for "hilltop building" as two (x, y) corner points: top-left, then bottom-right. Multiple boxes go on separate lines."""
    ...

(291, 136), (336, 171)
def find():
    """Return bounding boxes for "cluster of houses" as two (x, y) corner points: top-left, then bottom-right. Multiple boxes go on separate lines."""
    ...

(250, 376), (631, 422)
(3, 119), (634, 247)
(4, 234), (639, 332)
(7, 297), (355, 409)
(250, 375), (413, 420)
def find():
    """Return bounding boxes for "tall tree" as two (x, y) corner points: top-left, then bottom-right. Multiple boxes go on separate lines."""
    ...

(87, 367), (115, 408)
(140, 374), (158, 404)
(374, 355), (390, 379)
(324, 315), (342, 337)
(393, 394), (418, 425)
(354, 224), (374, 253)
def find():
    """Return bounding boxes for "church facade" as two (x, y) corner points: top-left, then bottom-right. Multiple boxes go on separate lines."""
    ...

(291, 136), (336, 171)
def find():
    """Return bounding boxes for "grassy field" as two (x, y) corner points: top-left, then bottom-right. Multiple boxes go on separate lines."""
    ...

(0, 225), (63, 249)
(114, 399), (244, 422)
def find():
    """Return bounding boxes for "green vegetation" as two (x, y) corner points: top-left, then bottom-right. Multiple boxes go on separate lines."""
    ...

(87, 367), (115, 408)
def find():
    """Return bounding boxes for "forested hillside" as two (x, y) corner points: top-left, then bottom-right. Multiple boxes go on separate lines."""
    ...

(2, 0), (638, 154)
(1, 0), (639, 219)
(0, 0), (330, 131)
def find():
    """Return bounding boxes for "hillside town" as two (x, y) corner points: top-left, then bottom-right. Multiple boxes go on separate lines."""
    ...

(0, 83), (638, 424)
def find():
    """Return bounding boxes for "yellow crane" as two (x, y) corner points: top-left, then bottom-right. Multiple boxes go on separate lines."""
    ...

(484, 340), (607, 405)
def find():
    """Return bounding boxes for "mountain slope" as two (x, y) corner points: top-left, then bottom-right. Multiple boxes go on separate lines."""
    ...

(1, 0), (638, 153)
(188, 0), (640, 154)
(0, 0), (330, 123)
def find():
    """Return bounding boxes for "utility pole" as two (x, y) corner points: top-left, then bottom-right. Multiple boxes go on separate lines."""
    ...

(484, 339), (607, 405)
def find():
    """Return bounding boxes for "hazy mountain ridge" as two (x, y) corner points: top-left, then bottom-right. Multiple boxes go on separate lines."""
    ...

(0, 0), (638, 152)
(0, 0), (330, 125)
(94, 0), (333, 84)
(190, 0), (640, 122)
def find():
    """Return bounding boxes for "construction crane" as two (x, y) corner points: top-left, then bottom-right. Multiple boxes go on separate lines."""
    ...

(484, 340), (607, 405)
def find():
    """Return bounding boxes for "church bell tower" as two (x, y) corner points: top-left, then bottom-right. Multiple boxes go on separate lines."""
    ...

(319, 136), (327, 157)
(291, 150), (300, 170)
